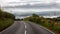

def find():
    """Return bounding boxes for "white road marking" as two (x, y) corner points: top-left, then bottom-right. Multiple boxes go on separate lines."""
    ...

(25, 30), (27, 34)
(24, 23), (27, 34)
(39, 25), (55, 34)
(25, 25), (27, 29)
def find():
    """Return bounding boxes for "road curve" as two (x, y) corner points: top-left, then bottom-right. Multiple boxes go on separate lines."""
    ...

(0, 21), (55, 34)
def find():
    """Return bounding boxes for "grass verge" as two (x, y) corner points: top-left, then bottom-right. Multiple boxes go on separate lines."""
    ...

(0, 19), (14, 32)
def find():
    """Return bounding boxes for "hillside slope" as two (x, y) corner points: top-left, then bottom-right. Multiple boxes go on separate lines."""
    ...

(0, 9), (15, 32)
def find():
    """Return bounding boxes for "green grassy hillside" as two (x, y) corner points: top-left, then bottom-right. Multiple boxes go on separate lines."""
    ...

(0, 9), (15, 32)
(24, 14), (60, 34)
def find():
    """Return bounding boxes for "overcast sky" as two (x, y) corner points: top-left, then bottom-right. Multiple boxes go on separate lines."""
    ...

(0, 0), (60, 6)
(1, 0), (60, 12)
(1, 0), (60, 18)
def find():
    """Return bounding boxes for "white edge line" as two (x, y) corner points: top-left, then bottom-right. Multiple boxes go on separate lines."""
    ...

(39, 25), (55, 34)
(28, 21), (55, 34)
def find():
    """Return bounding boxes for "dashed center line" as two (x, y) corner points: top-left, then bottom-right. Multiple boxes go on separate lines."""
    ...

(25, 25), (27, 29)
(24, 23), (27, 34)
(25, 30), (27, 34)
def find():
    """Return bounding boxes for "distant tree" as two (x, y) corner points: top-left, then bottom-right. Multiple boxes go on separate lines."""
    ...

(32, 14), (39, 17)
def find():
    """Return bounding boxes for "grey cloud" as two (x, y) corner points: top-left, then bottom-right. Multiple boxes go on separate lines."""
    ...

(13, 11), (60, 17)
(3, 3), (60, 9)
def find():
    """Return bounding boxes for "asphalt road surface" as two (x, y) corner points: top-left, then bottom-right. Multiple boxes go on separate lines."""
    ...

(0, 21), (54, 34)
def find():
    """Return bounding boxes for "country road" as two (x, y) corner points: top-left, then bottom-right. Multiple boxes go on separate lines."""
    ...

(0, 21), (55, 34)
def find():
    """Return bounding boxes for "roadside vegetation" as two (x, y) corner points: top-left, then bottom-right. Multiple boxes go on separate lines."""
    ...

(0, 9), (15, 32)
(24, 14), (60, 34)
